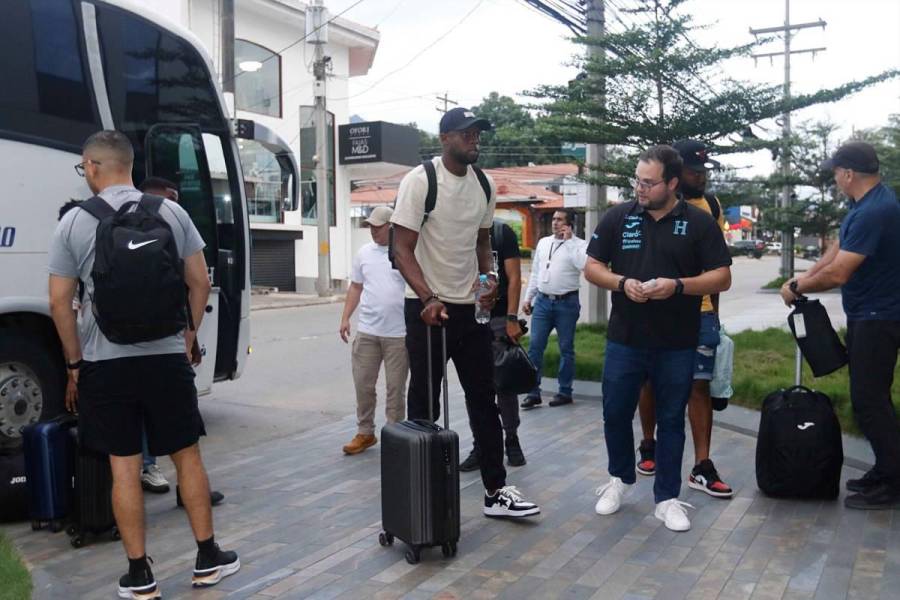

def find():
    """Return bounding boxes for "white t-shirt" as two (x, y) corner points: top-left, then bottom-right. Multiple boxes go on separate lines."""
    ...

(390, 157), (496, 304)
(351, 242), (407, 338)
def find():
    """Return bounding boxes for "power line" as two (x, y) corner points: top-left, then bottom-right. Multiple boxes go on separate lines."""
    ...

(333, 0), (486, 101)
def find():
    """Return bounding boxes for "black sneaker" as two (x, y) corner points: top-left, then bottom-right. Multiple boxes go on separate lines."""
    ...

(505, 435), (526, 467)
(636, 439), (656, 476)
(176, 485), (225, 508)
(844, 483), (900, 511)
(118, 561), (160, 599)
(548, 394), (573, 407)
(459, 448), (480, 472)
(688, 459), (734, 499)
(483, 486), (540, 518)
(847, 469), (884, 494)
(521, 395), (542, 409)
(192, 544), (241, 587)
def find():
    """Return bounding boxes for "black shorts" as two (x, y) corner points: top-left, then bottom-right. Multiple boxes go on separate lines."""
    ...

(77, 354), (206, 457)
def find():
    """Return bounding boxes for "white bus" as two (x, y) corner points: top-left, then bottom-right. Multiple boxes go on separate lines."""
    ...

(0, 0), (297, 445)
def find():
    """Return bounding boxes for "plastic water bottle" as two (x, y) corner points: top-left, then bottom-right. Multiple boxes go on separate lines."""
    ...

(474, 274), (491, 324)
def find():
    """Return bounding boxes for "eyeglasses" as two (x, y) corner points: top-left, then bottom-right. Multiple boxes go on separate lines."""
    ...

(629, 177), (665, 191)
(74, 160), (102, 177)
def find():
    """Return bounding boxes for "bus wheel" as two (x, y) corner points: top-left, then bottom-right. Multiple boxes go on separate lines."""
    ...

(0, 332), (64, 448)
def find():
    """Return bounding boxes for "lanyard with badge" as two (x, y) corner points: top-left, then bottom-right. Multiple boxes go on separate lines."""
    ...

(542, 241), (564, 283)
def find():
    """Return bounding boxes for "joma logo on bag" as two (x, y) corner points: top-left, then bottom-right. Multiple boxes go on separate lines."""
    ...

(797, 422), (815, 431)
(10, 476), (26, 485)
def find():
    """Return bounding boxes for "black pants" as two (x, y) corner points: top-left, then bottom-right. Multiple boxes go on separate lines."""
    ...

(405, 299), (506, 491)
(846, 319), (900, 486)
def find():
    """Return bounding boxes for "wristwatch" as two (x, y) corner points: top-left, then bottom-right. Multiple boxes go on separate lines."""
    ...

(506, 314), (519, 322)
(422, 293), (440, 306)
(674, 278), (685, 295)
(67, 359), (84, 370)
(483, 271), (499, 282)
(617, 276), (627, 292)
(789, 280), (799, 294)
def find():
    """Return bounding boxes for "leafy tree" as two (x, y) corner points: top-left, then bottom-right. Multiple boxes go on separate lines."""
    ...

(856, 114), (900, 197)
(528, 0), (898, 188)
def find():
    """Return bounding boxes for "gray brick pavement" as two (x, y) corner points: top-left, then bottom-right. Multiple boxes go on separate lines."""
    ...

(4, 391), (899, 599)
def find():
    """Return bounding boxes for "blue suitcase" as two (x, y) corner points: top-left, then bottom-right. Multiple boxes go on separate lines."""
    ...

(22, 416), (76, 532)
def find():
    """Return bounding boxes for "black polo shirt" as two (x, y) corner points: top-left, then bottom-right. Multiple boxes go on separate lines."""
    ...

(587, 199), (732, 349)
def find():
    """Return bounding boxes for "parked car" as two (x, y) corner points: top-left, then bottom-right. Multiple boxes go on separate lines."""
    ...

(730, 239), (765, 259)
(799, 245), (821, 260)
(766, 241), (782, 255)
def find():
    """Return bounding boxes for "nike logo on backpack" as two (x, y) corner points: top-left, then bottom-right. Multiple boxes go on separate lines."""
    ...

(127, 239), (158, 250)
(797, 422), (815, 430)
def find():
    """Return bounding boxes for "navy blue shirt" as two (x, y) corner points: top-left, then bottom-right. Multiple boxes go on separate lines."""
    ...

(839, 182), (900, 321)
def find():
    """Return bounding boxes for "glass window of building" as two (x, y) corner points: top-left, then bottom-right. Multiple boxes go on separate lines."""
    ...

(240, 140), (290, 224)
(235, 40), (281, 118)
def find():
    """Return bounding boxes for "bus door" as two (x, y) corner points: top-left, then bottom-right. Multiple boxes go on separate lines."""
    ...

(144, 123), (221, 394)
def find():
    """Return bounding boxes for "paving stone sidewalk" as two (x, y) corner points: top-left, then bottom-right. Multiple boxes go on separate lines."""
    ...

(5, 390), (898, 600)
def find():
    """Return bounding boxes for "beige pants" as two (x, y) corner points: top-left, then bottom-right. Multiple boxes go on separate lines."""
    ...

(352, 332), (408, 435)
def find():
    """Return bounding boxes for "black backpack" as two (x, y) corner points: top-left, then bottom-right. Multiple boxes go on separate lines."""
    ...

(79, 195), (190, 344)
(755, 385), (843, 499)
(388, 160), (492, 268)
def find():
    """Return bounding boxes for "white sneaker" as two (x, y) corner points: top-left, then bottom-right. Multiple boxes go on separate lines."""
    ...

(594, 477), (630, 515)
(654, 498), (693, 531)
(141, 464), (170, 494)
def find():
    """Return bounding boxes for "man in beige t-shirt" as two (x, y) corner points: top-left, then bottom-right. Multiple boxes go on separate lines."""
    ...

(391, 107), (540, 519)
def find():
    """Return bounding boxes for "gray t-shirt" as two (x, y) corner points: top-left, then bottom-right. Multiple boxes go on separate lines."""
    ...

(48, 185), (206, 361)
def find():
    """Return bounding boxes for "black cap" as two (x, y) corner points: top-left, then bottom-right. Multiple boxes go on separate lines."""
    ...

(819, 142), (879, 174)
(672, 140), (720, 172)
(439, 107), (492, 134)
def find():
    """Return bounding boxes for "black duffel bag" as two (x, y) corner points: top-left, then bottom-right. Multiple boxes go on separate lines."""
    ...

(756, 385), (843, 499)
(788, 296), (847, 378)
(0, 450), (28, 523)
(493, 336), (538, 395)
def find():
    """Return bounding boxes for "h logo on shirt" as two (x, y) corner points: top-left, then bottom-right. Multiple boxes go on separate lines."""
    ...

(673, 220), (688, 236)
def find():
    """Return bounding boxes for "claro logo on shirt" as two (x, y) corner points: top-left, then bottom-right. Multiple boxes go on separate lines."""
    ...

(621, 216), (642, 250)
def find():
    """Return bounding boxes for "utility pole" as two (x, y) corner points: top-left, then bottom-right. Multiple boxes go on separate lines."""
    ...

(751, 0), (826, 280)
(436, 92), (458, 114)
(221, 0), (235, 95)
(309, 0), (333, 296)
(585, 0), (608, 324)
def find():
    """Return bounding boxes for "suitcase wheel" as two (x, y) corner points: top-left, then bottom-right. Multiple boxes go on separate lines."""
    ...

(378, 532), (394, 547)
(405, 546), (420, 565)
(48, 520), (64, 534)
(31, 521), (43, 531)
(70, 536), (84, 549)
(66, 525), (77, 536)
(441, 542), (457, 558)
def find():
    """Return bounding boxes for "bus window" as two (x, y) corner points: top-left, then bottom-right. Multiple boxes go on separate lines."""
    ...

(0, 0), (99, 149)
(145, 125), (218, 268)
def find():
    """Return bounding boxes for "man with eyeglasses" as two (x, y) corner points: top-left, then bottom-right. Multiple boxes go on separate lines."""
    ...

(635, 140), (734, 500)
(781, 142), (900, 510)
(583, 145), (732, 532)
(391, 107), (540, 519)
(49, 131), (239, 597)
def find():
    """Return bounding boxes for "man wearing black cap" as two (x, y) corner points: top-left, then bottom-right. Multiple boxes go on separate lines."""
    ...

(390, 107), (540, 519)
(781, 142), (900, 510)
(635, 140), (734, 500)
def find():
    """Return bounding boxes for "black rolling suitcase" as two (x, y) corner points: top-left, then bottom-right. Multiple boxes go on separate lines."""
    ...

(66, 426), (119, 548)
(379, 326), (460, 565)
(755, 330), (843, 499)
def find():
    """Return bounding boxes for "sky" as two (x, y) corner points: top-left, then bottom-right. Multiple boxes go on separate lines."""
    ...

(328, 0), (900, 176)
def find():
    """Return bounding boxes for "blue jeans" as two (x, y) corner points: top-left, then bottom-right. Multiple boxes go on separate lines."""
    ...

(527, 292), (580, 398)
(602, 341), (694, 503)
(142, 430), (156, 468)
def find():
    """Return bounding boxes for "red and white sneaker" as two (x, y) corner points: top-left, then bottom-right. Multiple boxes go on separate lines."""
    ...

(636, 439), (656, 476)
(688, 459), (734, 498)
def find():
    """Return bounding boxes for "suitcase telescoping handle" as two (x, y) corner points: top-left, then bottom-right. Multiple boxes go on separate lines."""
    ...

(790, 296), (806, 387)
(425, 325), (450, 431)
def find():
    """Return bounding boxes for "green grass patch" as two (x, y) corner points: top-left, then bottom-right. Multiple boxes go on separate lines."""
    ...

(762, 276), (788, 290)
(0, 532), (31, 600)
(524, 324), (900, 436)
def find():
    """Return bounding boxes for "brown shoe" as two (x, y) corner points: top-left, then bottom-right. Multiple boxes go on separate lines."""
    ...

(342, 434), (377, 455)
